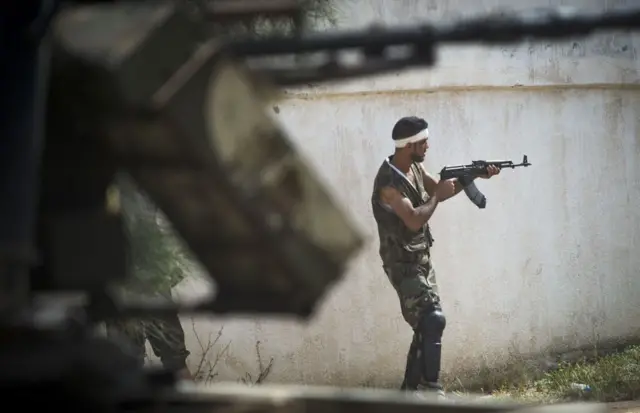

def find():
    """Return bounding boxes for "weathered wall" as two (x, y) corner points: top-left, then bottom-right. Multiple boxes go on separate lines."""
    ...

(171, 0), (640, 387)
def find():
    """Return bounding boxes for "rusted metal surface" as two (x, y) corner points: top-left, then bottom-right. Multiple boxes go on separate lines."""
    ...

(205, 0), (301, 22)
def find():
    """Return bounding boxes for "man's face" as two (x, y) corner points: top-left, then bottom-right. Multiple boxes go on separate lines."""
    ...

(409, 138), (429, 162)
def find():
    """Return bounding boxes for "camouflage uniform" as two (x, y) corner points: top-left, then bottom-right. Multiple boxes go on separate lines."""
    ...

(371, 157), (445, 392)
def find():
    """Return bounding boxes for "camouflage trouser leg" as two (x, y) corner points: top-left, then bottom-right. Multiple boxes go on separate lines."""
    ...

(105, 319), (147, 367)
(385, 260), (444, 391)
(105, 313), (190, 372)
(144, 313), (191, 372)
(399, 333), (421, 390)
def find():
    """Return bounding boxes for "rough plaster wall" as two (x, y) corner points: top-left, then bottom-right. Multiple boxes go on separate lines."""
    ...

(170, 0), (640, 387)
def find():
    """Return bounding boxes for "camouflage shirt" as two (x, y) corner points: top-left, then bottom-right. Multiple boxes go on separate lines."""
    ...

(371, 156), (434, 268)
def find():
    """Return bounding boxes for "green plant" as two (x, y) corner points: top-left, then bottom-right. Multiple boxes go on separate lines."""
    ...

(117, 178), (192, 297)
(490, 345), (640, 403)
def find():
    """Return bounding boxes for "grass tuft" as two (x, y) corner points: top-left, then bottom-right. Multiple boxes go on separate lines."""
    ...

(490, 345), (640, 403)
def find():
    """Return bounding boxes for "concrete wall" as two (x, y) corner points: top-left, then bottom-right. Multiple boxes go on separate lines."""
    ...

(171, 0), (640, 387)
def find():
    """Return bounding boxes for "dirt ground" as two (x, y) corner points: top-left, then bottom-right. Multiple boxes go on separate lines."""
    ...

(608, 401), (640, 413)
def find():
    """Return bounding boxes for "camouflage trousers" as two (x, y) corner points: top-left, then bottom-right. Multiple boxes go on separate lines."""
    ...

(384, 258), (441, 330)
(105, 312), (190, 372)
(384, 256), (444, 391)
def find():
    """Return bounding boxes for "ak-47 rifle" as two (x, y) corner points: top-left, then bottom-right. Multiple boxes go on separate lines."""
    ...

(440, 155), (532, 209)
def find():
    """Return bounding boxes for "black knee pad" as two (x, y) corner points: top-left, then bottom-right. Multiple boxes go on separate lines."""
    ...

(416, 309), (446, 385)
(417, 309), (446, 338)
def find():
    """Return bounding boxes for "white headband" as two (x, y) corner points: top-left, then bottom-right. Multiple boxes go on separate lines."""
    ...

(393, 128), (429, 148)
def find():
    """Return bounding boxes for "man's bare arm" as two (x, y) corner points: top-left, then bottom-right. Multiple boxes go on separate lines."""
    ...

(420, 165), (466, 201)
(380, 186), (439, 232)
